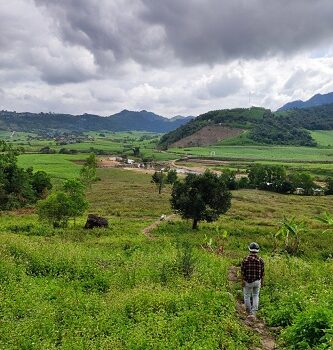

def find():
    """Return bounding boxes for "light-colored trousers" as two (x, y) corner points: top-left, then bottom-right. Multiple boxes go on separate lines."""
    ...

(243, 279), (261, 314)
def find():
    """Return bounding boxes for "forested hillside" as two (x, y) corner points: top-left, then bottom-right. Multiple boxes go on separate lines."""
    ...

(0, 110), (192, 133)
(158, 107), (268, 148)
(159, 104), (333, 149)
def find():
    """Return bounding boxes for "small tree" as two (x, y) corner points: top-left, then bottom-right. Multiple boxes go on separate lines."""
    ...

(0, 142), (52, 209)
(171, 171), (231, 229)
(80, 153), (98, 187)
(37, 192), (71, 228)
(220, 169), (238, 190)
(151, 170), (166, 194)
(63, 179), (88, 225)
(289, 172), (316, 195)
(151, 169), (178, 194)
(37, 179), (88, 228)
(132, 147), (140, 157)
(247, 164), (288, 192)
(32, 171), (52, 198)
(166, 169), (178, 185)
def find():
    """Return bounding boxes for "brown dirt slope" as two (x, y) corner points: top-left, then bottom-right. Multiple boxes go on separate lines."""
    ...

(170, 125), (243, 148)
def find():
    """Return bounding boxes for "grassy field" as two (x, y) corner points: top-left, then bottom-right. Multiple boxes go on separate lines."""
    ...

(1, 165), (333, 349)
(170, 145), (333, 162)
(311, 130), (333, 147)
(17, 154), (88, 181)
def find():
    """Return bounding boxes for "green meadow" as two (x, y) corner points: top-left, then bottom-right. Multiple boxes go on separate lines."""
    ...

(0, 162), (333, 349)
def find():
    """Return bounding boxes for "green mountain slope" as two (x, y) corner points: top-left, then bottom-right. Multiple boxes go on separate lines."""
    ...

(159, 104), (333, 149)
(158, 107), (269, 148)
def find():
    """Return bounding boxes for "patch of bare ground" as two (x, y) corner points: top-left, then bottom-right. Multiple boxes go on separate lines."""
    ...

(142, 214), (177, 240)
(170, 125), (243, 148)
(228, 266), (277, 350)
(98, 158), (121, 168)
(11, 207), (35, 215)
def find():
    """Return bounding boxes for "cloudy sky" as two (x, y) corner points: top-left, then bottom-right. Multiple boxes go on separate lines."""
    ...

(1, 0), (333, 117)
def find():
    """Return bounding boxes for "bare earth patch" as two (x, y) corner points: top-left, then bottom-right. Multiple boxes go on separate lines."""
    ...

(170, 125), (244, 148)
(142, 214), (177, 239)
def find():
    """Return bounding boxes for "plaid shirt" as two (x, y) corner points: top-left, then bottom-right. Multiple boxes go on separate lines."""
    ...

(241, 253), (264, 283)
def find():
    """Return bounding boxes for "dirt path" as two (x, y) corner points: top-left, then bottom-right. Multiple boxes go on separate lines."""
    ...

(228, 266), (276, 350)
(142, 214), (177, 240)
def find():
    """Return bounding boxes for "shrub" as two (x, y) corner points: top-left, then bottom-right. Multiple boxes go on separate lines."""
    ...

(282, 307), (332, 349)
(177, 241), (195, 279)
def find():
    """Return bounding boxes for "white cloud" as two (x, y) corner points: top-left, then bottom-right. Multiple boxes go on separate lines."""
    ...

(1, 0), (333, 117)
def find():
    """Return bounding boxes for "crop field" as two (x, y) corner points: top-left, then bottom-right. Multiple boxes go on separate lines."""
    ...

(17, 154), (88, 182)
(170, 144), (333, 162)
(1, 163), (333, 349)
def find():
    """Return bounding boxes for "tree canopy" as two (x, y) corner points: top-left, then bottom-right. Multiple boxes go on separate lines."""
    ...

(0, 141), (52, 210)
(170, 171), (231, 229)
(37, 179), (88, 227)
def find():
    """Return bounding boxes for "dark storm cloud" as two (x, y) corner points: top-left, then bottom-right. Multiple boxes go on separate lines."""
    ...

(33, 0), (169, 68)
(141, 0), (333, 63)
(34, 0), (333, 66)
(2, 0), (333, 115)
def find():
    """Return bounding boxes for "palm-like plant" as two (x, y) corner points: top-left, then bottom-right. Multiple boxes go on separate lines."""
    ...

(316, 212), (333, 234)
(275, 217), (306, 255)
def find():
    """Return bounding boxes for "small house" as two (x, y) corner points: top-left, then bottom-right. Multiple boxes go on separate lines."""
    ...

(313, 188), (325, 196)
(295, 187), (305, 195)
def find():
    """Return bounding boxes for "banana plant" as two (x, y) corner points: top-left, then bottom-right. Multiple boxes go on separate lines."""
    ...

(275, 217), (306, 255)
(315, 212), (333, 233)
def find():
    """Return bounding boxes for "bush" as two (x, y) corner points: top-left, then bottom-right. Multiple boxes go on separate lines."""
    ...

(282, 307), (332, 349)
(0, 144), (52, 210)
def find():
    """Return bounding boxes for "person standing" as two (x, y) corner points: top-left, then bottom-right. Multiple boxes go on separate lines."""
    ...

(241, 242), (265, 316)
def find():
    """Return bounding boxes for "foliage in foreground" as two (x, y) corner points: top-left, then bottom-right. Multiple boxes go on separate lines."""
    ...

(0, 141), (52, 210)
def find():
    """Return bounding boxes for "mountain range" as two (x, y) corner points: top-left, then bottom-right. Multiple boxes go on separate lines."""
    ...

(0, 109), (193, 133)
(278, 91), (333, 111)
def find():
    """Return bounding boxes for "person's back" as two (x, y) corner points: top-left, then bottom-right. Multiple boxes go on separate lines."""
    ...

(241, 242), (264, 315)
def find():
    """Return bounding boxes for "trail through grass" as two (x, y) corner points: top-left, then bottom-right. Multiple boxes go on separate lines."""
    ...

(1, 167), (333, 349)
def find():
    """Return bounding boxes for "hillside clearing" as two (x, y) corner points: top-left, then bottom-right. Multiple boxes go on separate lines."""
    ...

(170, 125), (244, 148)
